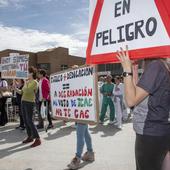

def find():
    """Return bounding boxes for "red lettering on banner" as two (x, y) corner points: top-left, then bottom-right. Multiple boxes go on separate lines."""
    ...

(63, 108), (71, 117)
(74, 109), (90, 119)
(74, 109), (79, 118)
(56, 109), (62, 116)
(85, 110), (89, 119)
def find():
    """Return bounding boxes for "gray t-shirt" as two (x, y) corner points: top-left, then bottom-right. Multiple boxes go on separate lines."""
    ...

(133, 60), (170, 136)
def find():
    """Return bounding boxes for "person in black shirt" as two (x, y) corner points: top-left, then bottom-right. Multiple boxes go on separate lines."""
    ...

(15, 79), (25, 130)
(0, 72), (8, 126)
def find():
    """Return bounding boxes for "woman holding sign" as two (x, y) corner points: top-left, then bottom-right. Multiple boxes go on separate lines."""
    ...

(14, 67), (41, 147)
(116, 46), (170, 170)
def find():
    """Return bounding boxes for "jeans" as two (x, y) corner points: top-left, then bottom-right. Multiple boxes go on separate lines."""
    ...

(76, 123), (93, 158)
(135, 134), (170, 170)
(21, 101), (40, 139)
(18, 103), (25, 128)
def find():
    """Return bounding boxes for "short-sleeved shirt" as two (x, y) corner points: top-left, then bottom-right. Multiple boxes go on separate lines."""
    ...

(113, 83), (124, 96)
(133, 60), (170, 136)
(100, 83), (114, 98)
(22, 80), (38, 103)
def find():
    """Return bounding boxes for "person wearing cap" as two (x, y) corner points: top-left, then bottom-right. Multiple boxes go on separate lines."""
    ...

(100, 74), (115, 124)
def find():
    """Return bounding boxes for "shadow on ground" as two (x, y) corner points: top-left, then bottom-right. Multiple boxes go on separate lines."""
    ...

(89, 124), (121, 137)
(89, 117), (133, 137)
(0, 121), (75, 160)
(0, 124), (34, 159)
(0, 124), (18, 131)
(0, 127), (25, 145)
(44, 125), (75, 141)
(0, 143), (30, 159)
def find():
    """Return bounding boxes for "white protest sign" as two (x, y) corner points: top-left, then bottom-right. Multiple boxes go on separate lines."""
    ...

(50, 65), (99, 124)
(1, 55), (29, 79)
(87, 0), (170, 64)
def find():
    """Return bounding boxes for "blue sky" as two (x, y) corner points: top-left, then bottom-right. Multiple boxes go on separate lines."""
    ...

(0, 0), (90, 57)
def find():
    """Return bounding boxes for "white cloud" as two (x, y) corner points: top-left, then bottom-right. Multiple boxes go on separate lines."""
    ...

(0, 0), (24, 8)
(71, 23), (89, 42)
(0, 0), (8, 7)
(0, 25), (87, 57)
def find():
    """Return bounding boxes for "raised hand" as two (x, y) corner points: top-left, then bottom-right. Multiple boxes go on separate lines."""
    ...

(116, 45), (132, 72)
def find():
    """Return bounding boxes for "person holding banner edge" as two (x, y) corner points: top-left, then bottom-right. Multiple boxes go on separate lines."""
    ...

(67, 65), (95, 170)
(116, 46), (170, 170)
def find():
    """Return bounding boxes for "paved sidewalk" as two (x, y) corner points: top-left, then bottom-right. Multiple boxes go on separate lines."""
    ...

(0, 121), (136, 170)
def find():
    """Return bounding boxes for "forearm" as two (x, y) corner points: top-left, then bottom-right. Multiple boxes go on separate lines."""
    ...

(117, 46), (149, 107)
(15, 88), (22, 95)
(124, 76), (137, 107)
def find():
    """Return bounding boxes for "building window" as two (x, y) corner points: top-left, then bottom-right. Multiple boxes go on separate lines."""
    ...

(106, 64), (113, 71)
(61, 64), (68, 70)
(98, 64), (106, 72)
(37, 63), (50, 71)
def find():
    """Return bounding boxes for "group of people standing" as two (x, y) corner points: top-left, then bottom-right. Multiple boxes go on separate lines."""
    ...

(0, 67), (53, 147)
(98, 74), (129, 130)
(68, 53), (170, 170)
(0, 53), (170, 170)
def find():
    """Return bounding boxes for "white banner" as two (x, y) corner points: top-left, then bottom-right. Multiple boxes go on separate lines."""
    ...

(87, 0), (170, 64)
(50, 65), (99, 124)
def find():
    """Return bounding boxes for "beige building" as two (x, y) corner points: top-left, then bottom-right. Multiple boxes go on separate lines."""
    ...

(0, 47), (86, 74)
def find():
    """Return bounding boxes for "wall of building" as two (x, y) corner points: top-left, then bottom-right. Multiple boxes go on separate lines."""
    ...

(0, 49), (37, 68)
(0, 47), (86, 75)
(36, 47), (86, 74)
(1, 48), (137, 76)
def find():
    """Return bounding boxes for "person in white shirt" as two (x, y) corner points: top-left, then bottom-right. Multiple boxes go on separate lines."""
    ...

(98, 76), (104, 112)
(113, 76), (124, 129)
(0, 72), (8, 126)
(120, 77), (130, 121)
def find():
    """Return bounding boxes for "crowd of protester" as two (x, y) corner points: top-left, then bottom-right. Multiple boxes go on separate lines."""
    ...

(0, 67), (54, 147)
(0, 56), (170, 170)
(98, 74), (130, 129)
